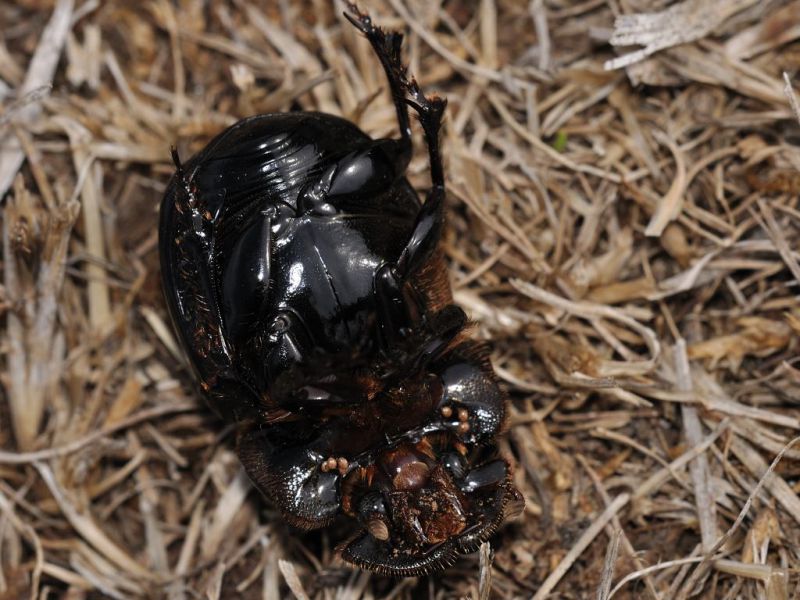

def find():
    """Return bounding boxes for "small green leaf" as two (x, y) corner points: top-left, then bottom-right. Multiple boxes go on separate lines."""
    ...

(552, 130), (568, 152)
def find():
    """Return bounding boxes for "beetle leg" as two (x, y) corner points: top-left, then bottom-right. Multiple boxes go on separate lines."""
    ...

(170, 147), (207, 242)
(237, 426), (342, 529)
(170, 147), (189, 200)
(320, 456), (350, 475)
(344, 4), (412, 148)
(374, 263), (409, 349)
(394, 185), (443, 280)
(434, 341), (507, 444)
(410, 304), (467, 368)
(402, 80), (447, 189)
(348, 3), (449, 335)
(394, 79), (447, 279)
(459, 459), (509, 494)
(347, 3), (448, 279)
(163, 148), (267, 421)
(323, 139), (411, 201)
(261, 310), (321, 404)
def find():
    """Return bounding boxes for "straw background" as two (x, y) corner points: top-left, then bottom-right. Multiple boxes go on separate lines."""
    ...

(1, 0), (800, 598)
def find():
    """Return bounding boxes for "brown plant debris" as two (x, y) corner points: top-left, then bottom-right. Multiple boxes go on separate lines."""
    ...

(1, 0), (800, 598)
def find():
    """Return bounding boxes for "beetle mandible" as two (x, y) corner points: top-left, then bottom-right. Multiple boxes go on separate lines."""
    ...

(159, 4), (522, 575)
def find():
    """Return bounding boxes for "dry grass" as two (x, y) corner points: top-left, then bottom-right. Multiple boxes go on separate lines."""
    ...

(1, 0), (800, 598)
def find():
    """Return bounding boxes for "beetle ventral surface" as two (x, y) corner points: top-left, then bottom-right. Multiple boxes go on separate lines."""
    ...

(159, 4), (521, 576)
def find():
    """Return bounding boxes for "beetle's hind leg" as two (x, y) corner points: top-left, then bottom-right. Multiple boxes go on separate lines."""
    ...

(377, 45), (448, 281)
(348, 5), (452, 353)
(345, 3), (447, 280)
(394, 79), (447, 278)
(163, 148), (266, 422)
(344, 3), (412, 145)
(376, 81), (449, 353)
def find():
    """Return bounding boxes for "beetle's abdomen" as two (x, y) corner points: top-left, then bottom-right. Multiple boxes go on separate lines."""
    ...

(189, 113), (377, 218)
(181, 113), (415, 350)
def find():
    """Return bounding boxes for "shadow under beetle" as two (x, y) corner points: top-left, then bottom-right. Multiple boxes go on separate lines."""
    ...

(159, 4), (522, 576)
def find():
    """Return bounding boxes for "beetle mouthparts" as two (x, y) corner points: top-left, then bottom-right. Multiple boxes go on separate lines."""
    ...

(340, 466), (517, 576)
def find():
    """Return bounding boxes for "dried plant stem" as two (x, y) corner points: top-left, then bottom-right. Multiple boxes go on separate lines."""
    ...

(532, 494), (630, 600)
(2, 0), (800, 597)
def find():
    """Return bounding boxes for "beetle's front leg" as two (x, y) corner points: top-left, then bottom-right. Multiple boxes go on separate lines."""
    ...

(434, 341), (507, 445)
(237, 425), (343, 529)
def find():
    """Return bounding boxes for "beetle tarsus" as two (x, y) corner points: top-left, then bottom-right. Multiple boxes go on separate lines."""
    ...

(345, 3), (412, 144)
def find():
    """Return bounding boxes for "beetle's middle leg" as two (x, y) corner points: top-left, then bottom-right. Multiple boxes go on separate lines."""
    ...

(170, 146), (216, 253)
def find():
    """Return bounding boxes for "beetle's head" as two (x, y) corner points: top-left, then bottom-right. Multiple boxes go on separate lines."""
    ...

(339, 436), (522, 575)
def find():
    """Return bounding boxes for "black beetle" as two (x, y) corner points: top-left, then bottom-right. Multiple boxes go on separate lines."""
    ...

(159, 5), (521, 576)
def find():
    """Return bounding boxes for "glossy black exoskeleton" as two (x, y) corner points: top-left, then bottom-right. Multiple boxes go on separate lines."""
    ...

(159, 4), (521, 576)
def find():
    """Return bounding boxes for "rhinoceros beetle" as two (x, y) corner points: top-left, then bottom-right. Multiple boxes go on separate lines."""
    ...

(159, 4), (521, 576)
